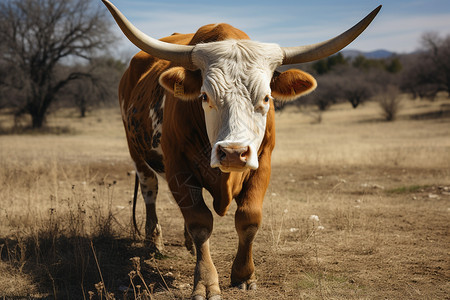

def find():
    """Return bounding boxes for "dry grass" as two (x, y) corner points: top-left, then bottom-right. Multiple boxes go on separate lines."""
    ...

(0, 97), (449, 299)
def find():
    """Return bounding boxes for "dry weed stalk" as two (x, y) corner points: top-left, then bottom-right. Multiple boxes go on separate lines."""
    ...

(131, 257), (152, 296)
(271, 208), (289, 248)
(0, 173), (125, 298)
(90, 241), (114, 300)
(149, 255), (174, 298)
(128, 257), (155, 300)
(308, 215), (325, 298)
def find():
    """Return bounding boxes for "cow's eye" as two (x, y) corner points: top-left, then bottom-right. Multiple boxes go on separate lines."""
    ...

(201, 93), (208, 102)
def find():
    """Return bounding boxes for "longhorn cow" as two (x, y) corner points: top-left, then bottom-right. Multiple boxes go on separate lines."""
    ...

(101, 1), (380, 299)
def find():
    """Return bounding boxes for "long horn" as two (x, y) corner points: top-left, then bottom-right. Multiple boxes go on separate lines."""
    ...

(101, 0), (195, 69)
(281, 5), (382, 65)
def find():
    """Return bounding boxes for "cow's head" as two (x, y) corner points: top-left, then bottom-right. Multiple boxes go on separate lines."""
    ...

(102, 0), (381, 172)
(159, 41), (316, 172)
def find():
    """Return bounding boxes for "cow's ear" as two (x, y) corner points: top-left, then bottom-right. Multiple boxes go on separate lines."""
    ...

(270, 69), (317, 101)
(159, 67), (202, 101)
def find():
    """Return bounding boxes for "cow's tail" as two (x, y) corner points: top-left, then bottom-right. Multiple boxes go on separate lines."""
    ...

(132, 173), (141, 236)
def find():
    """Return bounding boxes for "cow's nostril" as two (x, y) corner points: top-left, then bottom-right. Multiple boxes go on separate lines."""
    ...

(218, 146), (227, 162)
(218, 145), (249, 165)
(240, 147), (250, 162)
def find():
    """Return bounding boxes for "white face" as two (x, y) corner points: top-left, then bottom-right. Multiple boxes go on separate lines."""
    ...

(192, 40), (284, 172)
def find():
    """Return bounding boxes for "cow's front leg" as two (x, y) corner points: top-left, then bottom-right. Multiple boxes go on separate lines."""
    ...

(180, 203), (221, 300)
(169, 173), (221, 300)
(231, 203), (262, 290)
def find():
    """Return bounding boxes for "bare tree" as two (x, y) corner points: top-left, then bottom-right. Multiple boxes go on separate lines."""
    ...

(420, 32), (450, 96)
(62, 57), (126, 117)
(400, 32), (450, 100)
(288, 65), (378, 112)
(309, 74), (341, 111)
(0, 0), (115, 128)
(331, 66), (377, 108)
(400, 53), (440, 101)
(378, 85), (401, 121)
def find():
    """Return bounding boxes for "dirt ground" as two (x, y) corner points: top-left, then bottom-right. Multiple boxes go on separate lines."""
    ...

(0, 98), (449, 299)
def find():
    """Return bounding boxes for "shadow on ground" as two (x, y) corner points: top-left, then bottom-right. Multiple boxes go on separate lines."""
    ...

(410, 104), (450, 120)
(0, 234), (176, 299)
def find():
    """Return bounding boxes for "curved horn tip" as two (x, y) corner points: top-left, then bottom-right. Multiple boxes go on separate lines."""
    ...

(281, 5), (383, 65)
(369, 5), (382, 19)
(101, 0), (111, 7)
(100, 0), (195, 69)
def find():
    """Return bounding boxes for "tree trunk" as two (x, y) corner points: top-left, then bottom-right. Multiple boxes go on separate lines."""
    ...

(349, 97), (360, 108)
(31, 108), (46, 128)
(29, 94), (51, 129)
(79, 96), (87, 118)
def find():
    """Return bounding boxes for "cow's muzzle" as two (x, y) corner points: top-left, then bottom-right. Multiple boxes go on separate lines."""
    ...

(218, 145), (249, 167)
(211, 142), (258, 172)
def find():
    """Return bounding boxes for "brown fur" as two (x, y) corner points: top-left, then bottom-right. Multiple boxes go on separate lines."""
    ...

(119, 23), (314, 297)
(159, 67), (202, 101)
(271, 69), (317, 101)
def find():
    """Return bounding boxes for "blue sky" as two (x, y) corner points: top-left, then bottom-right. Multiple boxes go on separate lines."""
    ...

(98, 0), (450, 54)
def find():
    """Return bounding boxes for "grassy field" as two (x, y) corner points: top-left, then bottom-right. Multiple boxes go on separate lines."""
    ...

(0, 97), (449, 299)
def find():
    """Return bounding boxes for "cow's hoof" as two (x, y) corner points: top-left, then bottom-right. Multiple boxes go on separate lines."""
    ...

(192, 292), (221, 300)
(144, 240), (163, 255)
(145, 224), (164, 252)
(192, 295), (221, 300)
(154, 224), (164, 251)
(248, 282), (257, 290)
(233, 281), (257, 291)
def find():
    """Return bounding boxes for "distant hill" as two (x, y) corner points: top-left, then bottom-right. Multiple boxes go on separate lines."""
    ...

(342, 49), (395, 59)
